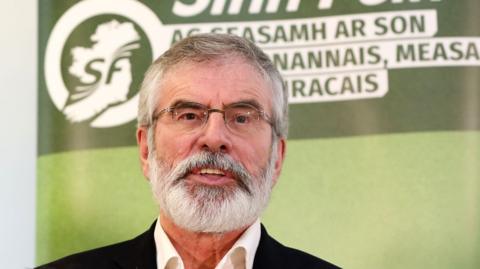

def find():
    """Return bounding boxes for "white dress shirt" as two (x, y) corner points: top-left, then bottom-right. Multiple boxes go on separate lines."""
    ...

(154, 218), (261, 269)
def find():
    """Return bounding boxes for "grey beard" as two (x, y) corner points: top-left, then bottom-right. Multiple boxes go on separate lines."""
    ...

(148, 143), (277, 233)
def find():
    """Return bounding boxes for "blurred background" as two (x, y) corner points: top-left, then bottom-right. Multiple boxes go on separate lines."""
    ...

(0, 0), (36, 268)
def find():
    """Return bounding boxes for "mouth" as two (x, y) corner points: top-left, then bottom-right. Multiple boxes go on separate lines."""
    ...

(198, 168), (226, 176)
(185, 167), (236, 186)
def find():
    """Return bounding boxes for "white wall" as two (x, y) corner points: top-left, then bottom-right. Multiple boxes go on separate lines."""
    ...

(0, 0), (37, 268)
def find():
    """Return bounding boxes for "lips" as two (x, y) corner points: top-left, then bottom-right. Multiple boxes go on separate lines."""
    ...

(186, 167), (236, 186)
(199, 168), (225, 176)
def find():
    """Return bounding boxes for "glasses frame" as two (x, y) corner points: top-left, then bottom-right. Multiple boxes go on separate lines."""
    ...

(151, 101), (274, 133)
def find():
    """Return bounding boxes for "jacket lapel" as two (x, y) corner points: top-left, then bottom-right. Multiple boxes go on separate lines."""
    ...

(113, 221), (158, 269)
(252, 224), (281, 268)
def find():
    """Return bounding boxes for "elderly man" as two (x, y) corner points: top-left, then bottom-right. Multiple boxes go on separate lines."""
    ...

(38, 34), (339, 269)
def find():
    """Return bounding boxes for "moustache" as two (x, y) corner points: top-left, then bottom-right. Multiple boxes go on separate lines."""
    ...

(170, 151), (253, 195)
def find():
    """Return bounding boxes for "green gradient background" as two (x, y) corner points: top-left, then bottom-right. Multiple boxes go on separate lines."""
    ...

(37, 131), (480, 268)
(38, 1), (480, 267)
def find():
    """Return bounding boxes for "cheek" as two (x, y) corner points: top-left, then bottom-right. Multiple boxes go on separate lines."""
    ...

(154, 129), (194, 165)
(239, 136), (272, 175)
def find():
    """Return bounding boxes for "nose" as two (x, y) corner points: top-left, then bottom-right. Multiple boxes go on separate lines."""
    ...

(196, 112), (232, 153)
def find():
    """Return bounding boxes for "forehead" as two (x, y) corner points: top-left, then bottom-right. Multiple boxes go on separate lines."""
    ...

(156, 56), (273, 110)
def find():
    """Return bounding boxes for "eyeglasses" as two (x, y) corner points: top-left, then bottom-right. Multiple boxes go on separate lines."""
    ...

(152, 101), (273, 136)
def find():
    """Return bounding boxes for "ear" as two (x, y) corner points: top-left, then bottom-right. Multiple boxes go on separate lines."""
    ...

(271, 137), (286, 186)
(136, 126), (151, 180)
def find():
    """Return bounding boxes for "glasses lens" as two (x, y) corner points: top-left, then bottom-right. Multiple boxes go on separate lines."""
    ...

(171, 106), (207, 130)
(225, 106), (261, 134)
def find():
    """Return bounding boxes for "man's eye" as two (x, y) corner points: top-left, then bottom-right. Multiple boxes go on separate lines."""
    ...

(232, 113), (251, 124)
(182, 112), (198, 120)
(173, 109), (203, 121)
(178, 112), (200, 121)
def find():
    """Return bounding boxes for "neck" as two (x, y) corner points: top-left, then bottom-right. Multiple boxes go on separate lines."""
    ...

(159, 214), (249, 269)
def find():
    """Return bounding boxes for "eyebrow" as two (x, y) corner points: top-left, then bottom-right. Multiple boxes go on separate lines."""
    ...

(228, 99), (264, 111)
(170, 100), (205, 109)
(169, 99), (265, 111)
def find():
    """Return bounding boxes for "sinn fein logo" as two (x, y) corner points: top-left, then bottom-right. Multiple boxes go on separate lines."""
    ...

(44, 0), (164, 128)
(64, 19), (143, 124)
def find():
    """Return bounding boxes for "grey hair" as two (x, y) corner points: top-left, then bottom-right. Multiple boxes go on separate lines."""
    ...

(137, 33), (288, 139)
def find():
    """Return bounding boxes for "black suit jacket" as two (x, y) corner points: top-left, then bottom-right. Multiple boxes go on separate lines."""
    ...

(37, 222), (340, 269)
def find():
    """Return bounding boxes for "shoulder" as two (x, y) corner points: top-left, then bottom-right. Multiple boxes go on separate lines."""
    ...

(36, 223), (156, 269)
(35, 240), (132, 269)
(254, 225), (341, 269)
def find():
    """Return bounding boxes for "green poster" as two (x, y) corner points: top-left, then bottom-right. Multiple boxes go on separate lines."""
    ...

(38, 1), (480, 268)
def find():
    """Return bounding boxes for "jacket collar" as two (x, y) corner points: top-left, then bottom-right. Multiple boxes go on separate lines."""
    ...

(113, 221), (158, 269)
(252, 224), (280, 268)
(112, 221), (274, 269)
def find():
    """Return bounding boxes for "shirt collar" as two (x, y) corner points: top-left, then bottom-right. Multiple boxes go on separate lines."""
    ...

(216, 219), (261, 269)
(154, 218), (184, 269)
(154, 218), (261, 269)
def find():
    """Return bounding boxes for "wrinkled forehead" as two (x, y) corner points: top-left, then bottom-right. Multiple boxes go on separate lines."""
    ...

(160, 52), (269, 82)
(156, 55), (274, 109)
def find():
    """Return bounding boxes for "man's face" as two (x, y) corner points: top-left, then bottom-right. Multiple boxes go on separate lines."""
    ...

(137, 56), (285, 232)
